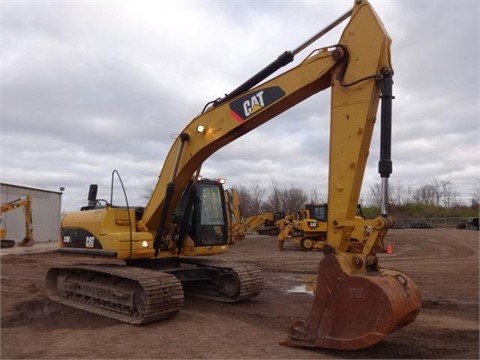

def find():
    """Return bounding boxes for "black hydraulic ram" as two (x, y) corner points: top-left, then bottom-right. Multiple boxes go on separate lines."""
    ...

(209, 7), (353, 109)
(378, 73), (394, 216)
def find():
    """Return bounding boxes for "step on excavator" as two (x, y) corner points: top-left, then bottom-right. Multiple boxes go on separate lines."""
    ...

(45, 0), (421, 351)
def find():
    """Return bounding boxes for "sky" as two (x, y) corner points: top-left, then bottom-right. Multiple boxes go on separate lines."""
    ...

(1, 0), (479, 212)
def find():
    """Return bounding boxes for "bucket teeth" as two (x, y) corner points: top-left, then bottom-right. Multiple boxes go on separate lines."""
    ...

(286, 320), (311, 341)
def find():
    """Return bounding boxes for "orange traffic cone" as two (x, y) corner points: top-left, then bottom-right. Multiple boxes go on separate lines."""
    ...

(387, 243), (393, 254)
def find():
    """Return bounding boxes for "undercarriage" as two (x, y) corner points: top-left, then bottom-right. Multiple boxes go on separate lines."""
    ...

(46, 259), (263, 325)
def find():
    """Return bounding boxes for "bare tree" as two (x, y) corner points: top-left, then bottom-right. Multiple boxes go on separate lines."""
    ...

(141, 180), (157, 202)
(390, 182), (411, 206)
(264, 179), (282, 212)
(231, 184), (255, 218)
(309, 189), (325, 204)
(437, 180), (458, 208)
(367, 183), (382, 208)
(264, 180), (309, 214)
(470, 185), (480, 210)
(250, 182), (266, 215)
(282, 186), (308, 214)
(413, 184), (437, 206)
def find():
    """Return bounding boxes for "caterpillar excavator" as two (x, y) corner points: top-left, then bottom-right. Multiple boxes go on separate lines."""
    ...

(242, 211), (286, 235)
(1, 195), (34, 248)
(45, 0), (421, 351)
(224, 189), (285, 240)
(224, 187), (246, 243)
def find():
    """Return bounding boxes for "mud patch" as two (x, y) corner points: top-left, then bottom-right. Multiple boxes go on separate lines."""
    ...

(1, 297), (118, 330)
(381, 327), (480, 359)
(1, 230), (479, 359)
(422, 299), (460, 310)
(1, 298), (62, 328)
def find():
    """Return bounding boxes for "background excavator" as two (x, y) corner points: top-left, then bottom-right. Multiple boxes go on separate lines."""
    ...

(241, 211), (286, 236)
(224, 187), (246, 243)
(224, 189), (285, 239)
(0, 195), (34, 248)
(46, 0), (421, 351)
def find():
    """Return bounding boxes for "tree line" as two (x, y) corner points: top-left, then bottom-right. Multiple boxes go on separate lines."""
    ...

(233, 178), (480, 219)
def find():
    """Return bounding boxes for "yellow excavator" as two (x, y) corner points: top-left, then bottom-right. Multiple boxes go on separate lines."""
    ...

(46, 0), (421, 351)
(224, 187), (246, 243)
(242, 211), (286, 235)
(1, 195), (34, 248)
(224, 189), (285, 240)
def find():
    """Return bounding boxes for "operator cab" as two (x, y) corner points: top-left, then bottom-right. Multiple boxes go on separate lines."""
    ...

(173, 179), (229, 247)
(305, 204), (328, 222)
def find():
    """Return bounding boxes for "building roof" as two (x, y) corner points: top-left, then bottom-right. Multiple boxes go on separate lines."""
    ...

(0, 181), (63, 195)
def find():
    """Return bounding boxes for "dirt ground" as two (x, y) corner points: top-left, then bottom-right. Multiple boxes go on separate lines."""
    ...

(1, 228), (479, 359)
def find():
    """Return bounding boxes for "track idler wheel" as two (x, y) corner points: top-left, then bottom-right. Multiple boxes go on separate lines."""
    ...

(1, 239), (16, 248)
(281, 253), (421, 350)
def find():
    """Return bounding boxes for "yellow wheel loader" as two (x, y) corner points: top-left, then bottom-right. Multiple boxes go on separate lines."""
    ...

(277, 203), (375, 252)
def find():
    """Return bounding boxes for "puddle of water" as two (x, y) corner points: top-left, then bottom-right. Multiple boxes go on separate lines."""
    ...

(286, 285), (314, 295)
(273, 273), (316, 295)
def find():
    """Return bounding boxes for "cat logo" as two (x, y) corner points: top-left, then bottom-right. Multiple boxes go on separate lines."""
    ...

(230, 86), (285, 122)
(243, 90), (265, 117)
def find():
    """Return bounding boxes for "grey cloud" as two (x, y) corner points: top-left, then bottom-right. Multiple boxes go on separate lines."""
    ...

(1, 0), (479, 212)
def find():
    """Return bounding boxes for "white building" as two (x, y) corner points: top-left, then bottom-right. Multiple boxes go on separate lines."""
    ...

(1, 182), (63, 243)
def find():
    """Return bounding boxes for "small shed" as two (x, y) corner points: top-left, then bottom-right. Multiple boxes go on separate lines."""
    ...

(1, 182), (63, 243)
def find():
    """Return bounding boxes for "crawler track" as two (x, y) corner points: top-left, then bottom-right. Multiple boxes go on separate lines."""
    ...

(1, 240), (16, 248)
(45, 265), (184, 325)
(178, 261), (264, 303)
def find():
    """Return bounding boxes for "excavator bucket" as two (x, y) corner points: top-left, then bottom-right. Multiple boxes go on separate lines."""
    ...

(282, 253), (421, 350)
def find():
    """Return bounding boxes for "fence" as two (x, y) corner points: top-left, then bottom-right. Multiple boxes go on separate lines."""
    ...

(392, 217), (476, 229)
